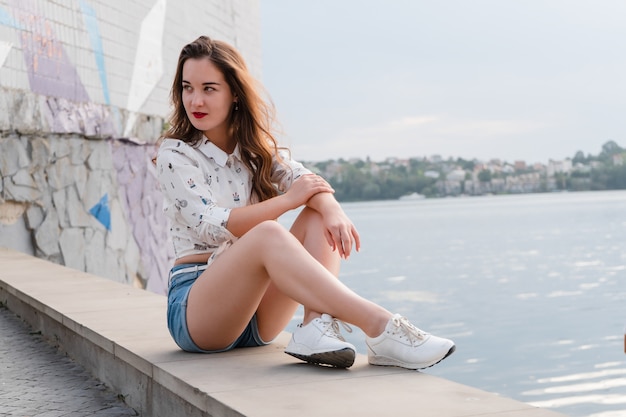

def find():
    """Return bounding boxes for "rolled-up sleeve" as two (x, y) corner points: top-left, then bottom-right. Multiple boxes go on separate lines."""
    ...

(157, 145), (236, 249)
(271, 149), (313, 193)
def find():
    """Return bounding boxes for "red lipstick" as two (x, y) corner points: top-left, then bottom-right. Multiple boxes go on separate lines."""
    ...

(192, 112), (207, 119)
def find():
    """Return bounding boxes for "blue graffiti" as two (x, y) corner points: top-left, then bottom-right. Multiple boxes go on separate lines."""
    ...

(89, 193), (111, 231)
(79, 0), (110, 104)
(0, 7), (20, 29)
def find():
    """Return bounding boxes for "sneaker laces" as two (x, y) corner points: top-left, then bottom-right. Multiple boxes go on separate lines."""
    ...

(391, 315), (427, 345)
(322, 316), (353, 342)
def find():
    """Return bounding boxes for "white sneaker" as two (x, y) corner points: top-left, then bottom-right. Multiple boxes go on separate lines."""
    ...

(366, 314), (455, 370)
(285, 314), (356, 368)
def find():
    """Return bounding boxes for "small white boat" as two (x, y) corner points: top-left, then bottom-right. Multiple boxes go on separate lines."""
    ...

(399, 192), (425, 200)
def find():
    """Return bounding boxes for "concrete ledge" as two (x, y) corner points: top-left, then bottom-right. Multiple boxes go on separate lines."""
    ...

(0, 247), (566, 416)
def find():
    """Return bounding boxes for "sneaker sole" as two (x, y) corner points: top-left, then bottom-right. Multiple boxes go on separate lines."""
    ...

(286, 348), (356, 368)
(369, 344), (456, 370)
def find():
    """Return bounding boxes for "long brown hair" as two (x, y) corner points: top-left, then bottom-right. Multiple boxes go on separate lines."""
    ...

(164, 36), (283, 202)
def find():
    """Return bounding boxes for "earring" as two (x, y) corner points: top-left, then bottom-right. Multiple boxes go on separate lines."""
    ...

(234, 102), (239, 111)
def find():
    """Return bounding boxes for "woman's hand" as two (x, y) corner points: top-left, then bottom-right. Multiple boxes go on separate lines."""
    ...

(284, 174), (334, 209)
(288, 175), (361, 259)
(305, 191), (361, 259)
(321, 208), (361, 259)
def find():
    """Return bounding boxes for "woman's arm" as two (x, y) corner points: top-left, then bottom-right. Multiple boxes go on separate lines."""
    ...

(226, 174), (334, 237)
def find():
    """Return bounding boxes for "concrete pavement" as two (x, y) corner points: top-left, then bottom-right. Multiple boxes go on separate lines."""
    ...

(0, 247), (568, 417)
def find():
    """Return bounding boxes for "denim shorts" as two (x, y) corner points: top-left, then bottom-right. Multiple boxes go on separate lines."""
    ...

(167, 263), (269, 353)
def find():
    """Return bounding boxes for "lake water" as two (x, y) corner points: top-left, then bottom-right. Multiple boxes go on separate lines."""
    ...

(280, 190), (626, 417)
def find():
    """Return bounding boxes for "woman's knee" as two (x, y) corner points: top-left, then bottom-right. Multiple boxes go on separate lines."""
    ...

(249, 220), (293, 244)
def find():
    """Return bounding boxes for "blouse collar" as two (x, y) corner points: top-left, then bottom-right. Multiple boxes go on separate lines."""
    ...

(199, 137), (241, 167)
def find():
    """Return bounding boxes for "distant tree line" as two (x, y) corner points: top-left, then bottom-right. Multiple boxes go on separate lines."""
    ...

(315, 159), (440, 201)
(568, 141), (626, 191)
(306, 140), (626, 202)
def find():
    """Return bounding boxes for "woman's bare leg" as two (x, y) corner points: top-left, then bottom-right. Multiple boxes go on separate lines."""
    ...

(288, 207), (342, 316)
(186, 219), (391, 351)
(254, 207), (343, 340)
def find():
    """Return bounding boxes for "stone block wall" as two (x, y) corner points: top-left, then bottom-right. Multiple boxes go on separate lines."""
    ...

(0, 0), (261, 294)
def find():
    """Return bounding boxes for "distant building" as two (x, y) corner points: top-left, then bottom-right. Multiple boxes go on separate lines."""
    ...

(573, 163), (591, 173)
(547, 159), (573, 177)
(446, 169), (467, 182)
(532, 162), (546, 173)
(502, 164), (515, 174)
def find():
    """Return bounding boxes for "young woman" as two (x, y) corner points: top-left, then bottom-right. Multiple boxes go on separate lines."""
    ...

(156, 36), (455, 369)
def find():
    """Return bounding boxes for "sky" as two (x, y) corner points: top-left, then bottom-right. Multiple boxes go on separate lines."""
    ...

(259, 0), (626, 164)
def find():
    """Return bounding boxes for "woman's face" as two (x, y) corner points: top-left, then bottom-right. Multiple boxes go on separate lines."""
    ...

(181, 58), (236, 142)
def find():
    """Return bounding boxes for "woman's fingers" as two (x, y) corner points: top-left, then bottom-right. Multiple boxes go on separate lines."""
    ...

(340, 226), (362, 258)
(341, 230), (351, 258)
(350, 225), (361, 253)
(333, 227), (353, 259)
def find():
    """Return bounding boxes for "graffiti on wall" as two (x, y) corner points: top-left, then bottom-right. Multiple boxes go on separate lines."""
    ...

(8, 0), (89, 101)
(0, 0), (173, 293)
(2, 0), (167, 115)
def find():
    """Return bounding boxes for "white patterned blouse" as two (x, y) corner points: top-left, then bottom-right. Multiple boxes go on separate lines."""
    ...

(156, 137), (312, 264)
